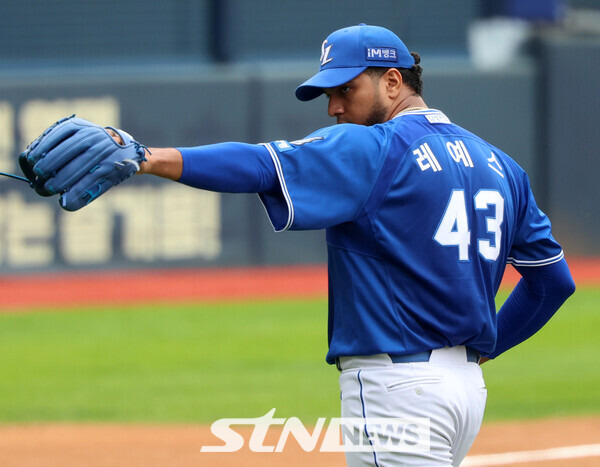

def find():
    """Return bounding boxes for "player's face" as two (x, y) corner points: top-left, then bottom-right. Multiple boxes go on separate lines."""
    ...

(324, 72), (388, 126)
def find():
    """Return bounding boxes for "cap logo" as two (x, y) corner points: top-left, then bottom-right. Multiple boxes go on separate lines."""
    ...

(366, 47), (398, 62)
(320, 40), (333, 66)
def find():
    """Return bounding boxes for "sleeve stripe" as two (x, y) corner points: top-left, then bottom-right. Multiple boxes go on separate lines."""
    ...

(507, 250), (564, 267)
(261, 143), (294, 231)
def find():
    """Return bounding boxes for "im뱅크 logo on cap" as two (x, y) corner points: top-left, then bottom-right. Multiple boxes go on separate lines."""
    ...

(366, 47), (397, 61)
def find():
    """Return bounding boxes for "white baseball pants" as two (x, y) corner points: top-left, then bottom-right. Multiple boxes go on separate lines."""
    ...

(338, 346), (487, 466)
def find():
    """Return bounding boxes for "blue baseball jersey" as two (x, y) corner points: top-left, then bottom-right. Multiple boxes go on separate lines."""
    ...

(259, 109), (563, 364)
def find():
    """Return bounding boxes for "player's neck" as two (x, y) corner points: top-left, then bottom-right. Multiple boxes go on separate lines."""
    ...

(387, 96), (428, 121)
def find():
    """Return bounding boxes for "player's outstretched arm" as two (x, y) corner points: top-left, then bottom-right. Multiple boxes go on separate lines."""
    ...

(19, 116), (279, 211)
(109, 128), (278, 194)
(106, 129), (183, 180)
(110, 129), (279, 193)
(138, 147), (183, 180)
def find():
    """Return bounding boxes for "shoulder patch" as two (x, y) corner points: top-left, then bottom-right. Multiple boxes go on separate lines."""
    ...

(274, 140), (293, 152)
(273, 137), (324, 152)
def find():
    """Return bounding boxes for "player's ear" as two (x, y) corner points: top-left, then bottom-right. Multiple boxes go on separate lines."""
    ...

(383, 68), (403, 99)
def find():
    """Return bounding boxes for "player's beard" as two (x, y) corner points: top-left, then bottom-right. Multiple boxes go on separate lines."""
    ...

(365, 92), (387, 126)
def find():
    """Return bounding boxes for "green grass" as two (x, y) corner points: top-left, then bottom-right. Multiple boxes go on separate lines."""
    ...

(0, 288), (597, 424)
(0, 299), (338, 423)
(481, 286), (600, 421)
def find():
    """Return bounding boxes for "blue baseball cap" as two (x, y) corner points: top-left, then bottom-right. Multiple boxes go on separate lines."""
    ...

(295, 24), (415, 101)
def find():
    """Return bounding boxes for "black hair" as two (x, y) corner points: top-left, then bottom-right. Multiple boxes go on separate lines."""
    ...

(365, 52), (423, 96)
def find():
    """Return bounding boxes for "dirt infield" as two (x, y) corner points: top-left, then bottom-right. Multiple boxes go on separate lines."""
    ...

(1, 257), (598, 312)
(0, 416), (598, 466)
(0, 265), (329, 311)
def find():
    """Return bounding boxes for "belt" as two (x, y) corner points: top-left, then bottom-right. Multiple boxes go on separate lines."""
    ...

(389, 347), (480, 364)
(335, 346), (480, 371)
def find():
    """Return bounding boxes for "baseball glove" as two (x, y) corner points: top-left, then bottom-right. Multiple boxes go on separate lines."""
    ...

(19, 115), (147, 211)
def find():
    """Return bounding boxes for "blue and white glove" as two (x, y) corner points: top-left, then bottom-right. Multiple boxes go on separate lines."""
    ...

(19, 115), (147, 211)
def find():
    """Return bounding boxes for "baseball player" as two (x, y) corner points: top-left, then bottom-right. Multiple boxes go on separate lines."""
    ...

(18, 24), (575, 466)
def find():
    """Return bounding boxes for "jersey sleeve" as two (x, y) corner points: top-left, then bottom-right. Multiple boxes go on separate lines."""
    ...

(259, 124), (388, 231)
(177, 142), (277, 193)
(507, 169), (564, 267)
(486, 257), (575, 359)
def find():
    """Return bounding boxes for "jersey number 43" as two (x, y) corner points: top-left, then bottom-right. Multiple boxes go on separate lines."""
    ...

(434, 189), (504, 262)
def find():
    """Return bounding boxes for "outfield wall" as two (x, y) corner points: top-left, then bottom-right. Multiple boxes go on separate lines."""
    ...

(0, 34), (598, 273)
